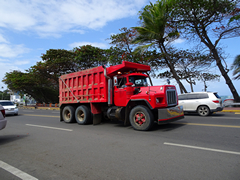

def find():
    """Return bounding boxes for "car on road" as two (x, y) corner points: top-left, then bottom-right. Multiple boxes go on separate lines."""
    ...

(0, 100), (18, 116)
(0, 104), (7, 130)
(178, 92), (223, 116)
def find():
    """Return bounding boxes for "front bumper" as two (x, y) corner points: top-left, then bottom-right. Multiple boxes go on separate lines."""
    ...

(5, 108), (18, 115)
(0, 119), (7, 130)
(157, 106), (184, 124)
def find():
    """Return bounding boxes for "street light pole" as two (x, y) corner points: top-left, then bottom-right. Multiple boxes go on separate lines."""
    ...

(1, 86), (3, 100)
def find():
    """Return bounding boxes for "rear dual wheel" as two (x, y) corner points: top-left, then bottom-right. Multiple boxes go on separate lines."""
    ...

(62, 105), (93, 124)
(75, 105), (92, 125)
(62, 106), (75, 123)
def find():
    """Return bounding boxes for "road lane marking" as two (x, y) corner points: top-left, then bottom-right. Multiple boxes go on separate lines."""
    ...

(0, 160), (38, 180)
(211, 117), (240, 119)
(26, 124), (72, 131)
(164, 142), (240, 155)
(22, 114), (59, 118)
(174, 122), (240, 128)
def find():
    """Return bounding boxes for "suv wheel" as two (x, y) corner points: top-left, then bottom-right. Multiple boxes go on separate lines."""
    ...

(197, 105), (210, 116)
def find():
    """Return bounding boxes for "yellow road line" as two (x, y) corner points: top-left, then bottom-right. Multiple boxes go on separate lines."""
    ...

(175, 122), (240, 128)
(22, 114), (59, 118)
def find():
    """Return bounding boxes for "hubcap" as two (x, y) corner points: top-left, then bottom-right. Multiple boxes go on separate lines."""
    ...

(77, 110), (84, 121)
(64, 110), (71, 120)
(134, 112), (146, 126)
(199, 107), (208, 115)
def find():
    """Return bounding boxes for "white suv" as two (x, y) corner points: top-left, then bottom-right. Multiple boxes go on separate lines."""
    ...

(178, 92), (223, 116)
(0, 104), (7, 130)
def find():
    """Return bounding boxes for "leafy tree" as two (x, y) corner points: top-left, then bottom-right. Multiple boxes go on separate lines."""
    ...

(172, 0), (240, 101)
(40, 49), (77, 84)
(133, 0), (188, 93)
(3, 46), (109, 103)
(3, 70), (58, 103)
(198, 73), (220, 92)
(73, 45), (108, 69)
(156, 47), (217, 92)
(108, 27), (162, 85)
(231, 54), (240, 80)
(0, 89), (10, 100)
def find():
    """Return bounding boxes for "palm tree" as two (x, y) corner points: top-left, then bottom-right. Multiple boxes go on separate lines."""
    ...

(231, 55), (240, 80)
(133, 0), (187, 93)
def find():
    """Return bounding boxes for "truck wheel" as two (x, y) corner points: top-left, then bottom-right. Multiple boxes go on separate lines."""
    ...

(75, 105), (92, 125)
(62, 106), (75, 123)
(197, 105), (210, 116)
(129, 105), (154, 131)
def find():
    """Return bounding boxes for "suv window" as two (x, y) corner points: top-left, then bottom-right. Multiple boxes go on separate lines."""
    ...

(187, 94), (199, 99)
(198, 93), (209, 99)
(178, 94), (187, 100)
(213, 93), (220, 98)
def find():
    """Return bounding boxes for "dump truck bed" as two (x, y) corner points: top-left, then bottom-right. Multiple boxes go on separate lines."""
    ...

(59, 66), (108, 105)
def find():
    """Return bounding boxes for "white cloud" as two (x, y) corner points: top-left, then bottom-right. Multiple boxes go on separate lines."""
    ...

(0, 34), (8, 43)
(14, 60), (31, 66)
(0, 44), (30, 58)
(69, 41), (109, 49)
(0, 0), (148, 37)
(172, 38), (185, 44)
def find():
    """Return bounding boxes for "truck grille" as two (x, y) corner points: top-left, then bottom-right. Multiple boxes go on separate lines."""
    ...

(167, 90), (177, 106)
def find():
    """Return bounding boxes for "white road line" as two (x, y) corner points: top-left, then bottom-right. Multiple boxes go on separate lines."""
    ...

(0, 160), (38, 180)
(212, 117), (240, 119)
(26, 124), (72, 131)
(164, 142), (240, 155)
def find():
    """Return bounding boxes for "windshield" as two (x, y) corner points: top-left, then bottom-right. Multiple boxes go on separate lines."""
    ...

(0, 102), (15, 106)
(129, 76), (147, 87)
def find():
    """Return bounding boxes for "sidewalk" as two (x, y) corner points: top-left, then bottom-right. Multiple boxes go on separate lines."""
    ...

(19, 106), (240, 113)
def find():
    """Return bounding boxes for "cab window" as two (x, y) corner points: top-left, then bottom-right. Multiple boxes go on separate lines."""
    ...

(117, 77), (127, 88)
(129, 76), (147, 87)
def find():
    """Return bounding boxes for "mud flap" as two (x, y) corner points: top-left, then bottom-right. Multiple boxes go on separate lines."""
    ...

(93, 113), (102, 125)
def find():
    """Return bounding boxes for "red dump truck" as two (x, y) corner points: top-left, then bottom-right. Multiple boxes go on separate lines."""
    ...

(59, 61), (184, 131)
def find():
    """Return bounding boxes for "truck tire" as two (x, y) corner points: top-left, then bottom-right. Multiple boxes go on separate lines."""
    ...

(75, 105), (92, 125)
(197, 105), (210, 116)
(62, 106), (75, 123)
(129, 105), (154, 131)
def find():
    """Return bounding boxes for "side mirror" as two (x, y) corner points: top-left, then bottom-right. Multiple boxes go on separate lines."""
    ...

(143, 82), (148, 87)
(125, 82), (133, 86)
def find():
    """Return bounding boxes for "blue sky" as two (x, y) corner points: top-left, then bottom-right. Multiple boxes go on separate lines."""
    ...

(0, 0), (239, 97)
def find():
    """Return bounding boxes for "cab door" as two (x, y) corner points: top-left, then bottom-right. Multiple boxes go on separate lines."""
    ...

(114, 77), (127, 106)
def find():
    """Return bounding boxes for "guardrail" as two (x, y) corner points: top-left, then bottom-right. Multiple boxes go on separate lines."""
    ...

(223, 103), (240, 107)
(36, 103), (59, 107)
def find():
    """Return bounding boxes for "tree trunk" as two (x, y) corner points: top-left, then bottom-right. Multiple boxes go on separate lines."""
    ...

(211, 48), (240, 102)
(160, 43), (188, 94)
(194, 26), (240, 102)
(146, 72), (153, 86)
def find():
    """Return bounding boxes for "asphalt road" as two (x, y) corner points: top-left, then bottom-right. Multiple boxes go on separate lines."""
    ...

(0, 109), (240, 180)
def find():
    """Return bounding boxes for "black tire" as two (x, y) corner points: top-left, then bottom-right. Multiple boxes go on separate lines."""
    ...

(75, 105), (92, 125)
(197, 105), (210, 116)
(129, 105), (154, 131)
(62, 106), (75, 123)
